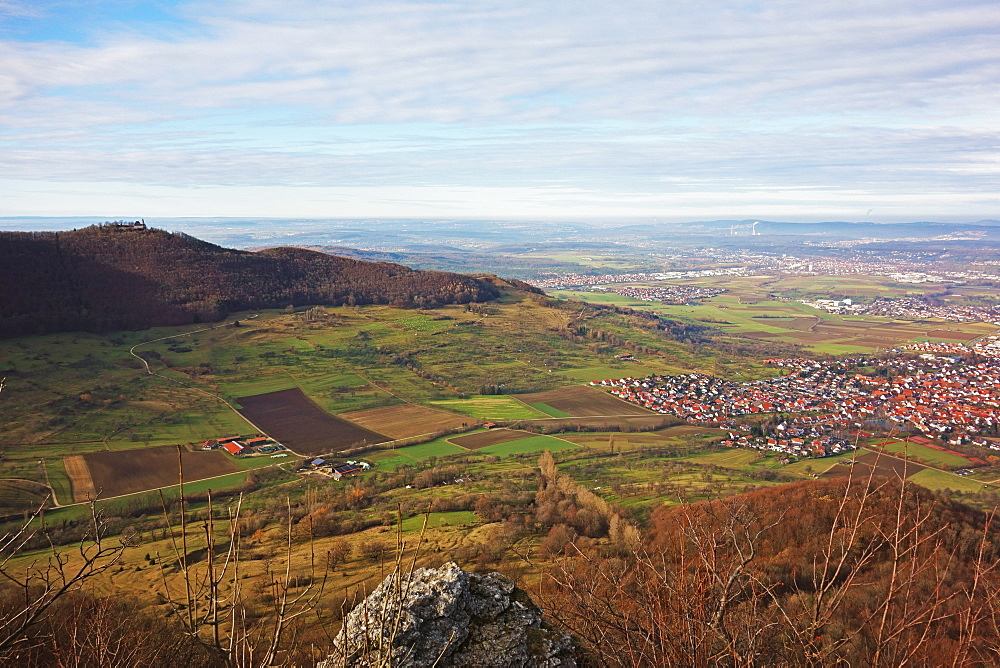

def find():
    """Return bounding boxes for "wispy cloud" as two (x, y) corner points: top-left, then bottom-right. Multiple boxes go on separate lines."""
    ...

(0, 0), (998, 219)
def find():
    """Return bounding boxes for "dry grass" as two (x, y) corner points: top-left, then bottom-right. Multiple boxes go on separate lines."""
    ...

(63, 455), (95, 502)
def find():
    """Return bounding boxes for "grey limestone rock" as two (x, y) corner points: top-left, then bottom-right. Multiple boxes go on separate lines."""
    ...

(321, 562), (577, 667)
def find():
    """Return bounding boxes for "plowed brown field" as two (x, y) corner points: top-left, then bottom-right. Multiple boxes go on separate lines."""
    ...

(339, 404), (471, 439)
(82, 446), (241, 498)
(237, 388), (389, 455)
(515, 385), (653, 416)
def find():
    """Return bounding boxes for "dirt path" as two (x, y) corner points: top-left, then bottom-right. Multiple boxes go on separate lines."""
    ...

(63, 455), (95, 503)
(126, 315), (281, 448)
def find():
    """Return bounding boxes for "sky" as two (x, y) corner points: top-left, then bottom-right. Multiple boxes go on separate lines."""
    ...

(0, 0), (998, 223)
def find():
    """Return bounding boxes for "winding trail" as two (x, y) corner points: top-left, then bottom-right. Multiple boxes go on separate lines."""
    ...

(126, 315), (279, 449)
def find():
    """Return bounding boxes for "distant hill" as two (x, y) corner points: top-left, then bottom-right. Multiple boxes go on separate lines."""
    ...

(0, 225), (499, 337)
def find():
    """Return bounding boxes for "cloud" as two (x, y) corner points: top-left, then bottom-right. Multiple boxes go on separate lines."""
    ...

(0, 0), (998, 218)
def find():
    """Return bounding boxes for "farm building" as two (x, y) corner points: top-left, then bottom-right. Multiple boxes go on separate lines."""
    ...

(245, 437), (270, 447)
(221, 441), (245, 456)
(332, 463), (362, 480)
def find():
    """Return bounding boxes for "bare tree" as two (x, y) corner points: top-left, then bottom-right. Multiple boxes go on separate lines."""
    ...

(0, 498), (134, 661)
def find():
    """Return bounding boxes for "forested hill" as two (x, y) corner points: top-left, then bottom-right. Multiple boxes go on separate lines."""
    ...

(0, 225), (499, 337)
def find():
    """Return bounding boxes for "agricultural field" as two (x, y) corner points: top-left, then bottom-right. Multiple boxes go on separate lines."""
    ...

(451, 429), (534, 450)
(525, 402), (572, 418)
(339, 404), (473, 439)
(237, 388), (390, 456)
(551, 274), (998, 355)
(820, 449), (927, 481)
(428, 396), (547, 421)
(781, 451), (859, 476)
(514, 385), (653, 417)
(907, 468), (990, 493)
(79, 445), (242, 499)
(517, 415), (682, 431)
(0, 290), (732, 476)
(870, 439), (972, 468)
(0, 479), (53, 516)
(63, 455), (96, 502)
(476, 435), (578, 457)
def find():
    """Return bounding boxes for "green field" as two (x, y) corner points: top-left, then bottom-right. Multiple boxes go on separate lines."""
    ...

(526, 402), (572, 418)
(478, 435), (578, 457)
(6, 296), (705, 485)
(367, 438), (468, 470)
(907, 469), (989, 493)
(429, 396), (547, 420)
(874, 440), (971, 468)
(400, 511), (477, 533)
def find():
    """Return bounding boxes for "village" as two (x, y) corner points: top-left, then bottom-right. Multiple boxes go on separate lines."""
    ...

(798, 296), (1000, 323)
(597, 284), (726, 304)
(594, 340), (1000, 461)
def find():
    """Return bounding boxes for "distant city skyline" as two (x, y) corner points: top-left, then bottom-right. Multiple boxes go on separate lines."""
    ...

(1, 0), (998, 221)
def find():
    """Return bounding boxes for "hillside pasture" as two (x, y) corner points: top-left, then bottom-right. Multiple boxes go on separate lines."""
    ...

(82, 445), (242, 498)
(557, 364), (671, 382)
(450, 429), (533, 450)
(338, 404), (472, 439)
(515, 385), (653, 416)
(237, 388), (390, 455)
(682, 449), (760, 468)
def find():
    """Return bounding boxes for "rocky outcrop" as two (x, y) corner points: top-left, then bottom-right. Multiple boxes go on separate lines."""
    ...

(322, 562), (577, 667)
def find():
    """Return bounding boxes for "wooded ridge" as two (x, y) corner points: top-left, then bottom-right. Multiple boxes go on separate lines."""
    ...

(0, 225), (499, 337)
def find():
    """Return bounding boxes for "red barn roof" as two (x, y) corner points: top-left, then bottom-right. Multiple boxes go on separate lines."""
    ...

(222, 441), (244, 455)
